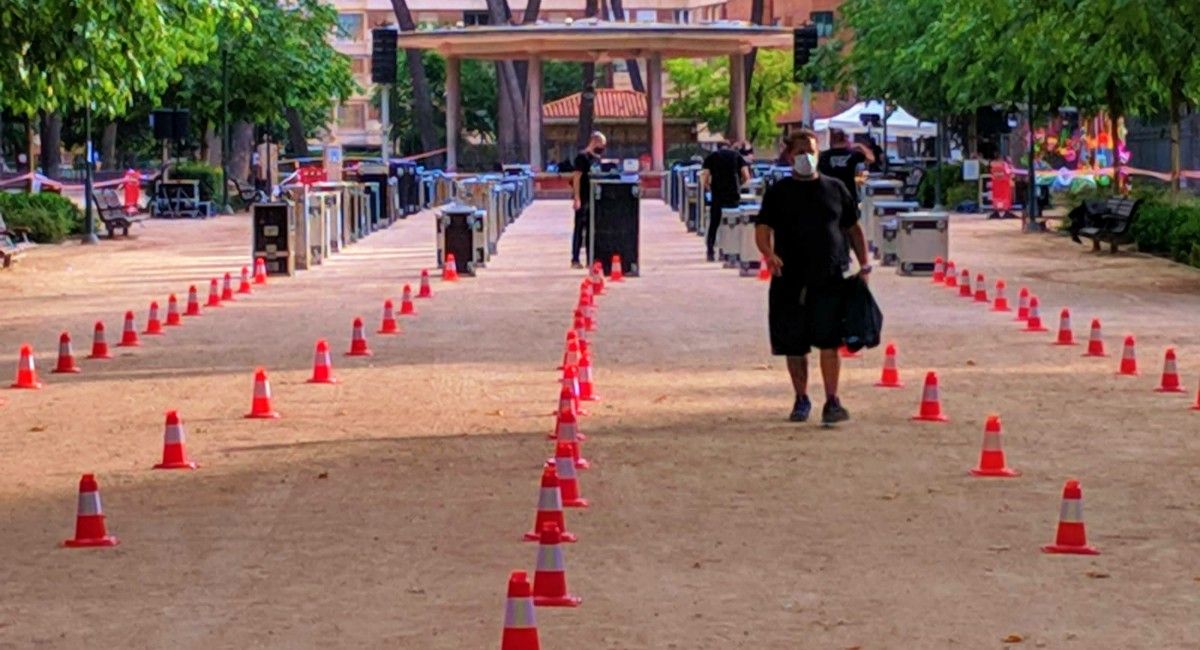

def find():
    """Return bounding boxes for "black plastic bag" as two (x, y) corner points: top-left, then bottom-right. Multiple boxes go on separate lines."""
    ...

(843, 275), (883, 352)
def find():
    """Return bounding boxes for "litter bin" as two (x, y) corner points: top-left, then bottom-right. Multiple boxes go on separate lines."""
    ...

(437, 202), (483, 276)
(589, 176), (640, 276)
(251, 202), (295, 276)
(895, 211), (950, 276)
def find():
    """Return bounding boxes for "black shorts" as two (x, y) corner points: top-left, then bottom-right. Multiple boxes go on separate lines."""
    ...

(768, 275), (848, 356)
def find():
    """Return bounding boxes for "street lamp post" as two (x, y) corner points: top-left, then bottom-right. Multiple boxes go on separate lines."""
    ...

(221, 44), (231, 214)
(82, 51), (99, 245)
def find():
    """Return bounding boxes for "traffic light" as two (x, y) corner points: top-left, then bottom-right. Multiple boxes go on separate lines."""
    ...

(371, 27), (399, 84)
(793, 25), (819, 81)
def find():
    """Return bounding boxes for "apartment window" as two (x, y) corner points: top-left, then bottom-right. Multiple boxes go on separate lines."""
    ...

(337, 103), (366, 130)
(811, 11), (834, 38)
(338, 13), (365, 42)
(463, 11), (490, 26)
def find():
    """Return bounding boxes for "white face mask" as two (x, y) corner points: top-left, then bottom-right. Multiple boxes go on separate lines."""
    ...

(793, 152), (818, 177)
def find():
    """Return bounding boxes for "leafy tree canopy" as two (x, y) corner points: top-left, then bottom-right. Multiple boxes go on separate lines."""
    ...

(666, 49), (797, 146)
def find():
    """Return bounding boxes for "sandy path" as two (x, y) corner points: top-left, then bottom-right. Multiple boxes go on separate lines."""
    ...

(0, 200), (1198, 649)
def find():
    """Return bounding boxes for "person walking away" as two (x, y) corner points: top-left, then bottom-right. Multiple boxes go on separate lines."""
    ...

(818, 128), (875, 198)
(571, 131), (606, 269)
(700, 140), (751, 262)
(754, 129), (871, 425)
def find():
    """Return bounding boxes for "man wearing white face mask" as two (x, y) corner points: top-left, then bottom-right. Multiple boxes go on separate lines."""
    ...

(754, 129), (871, 425)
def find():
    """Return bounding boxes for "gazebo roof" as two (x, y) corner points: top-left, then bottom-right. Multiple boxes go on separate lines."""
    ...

(394, 20), (793, 61)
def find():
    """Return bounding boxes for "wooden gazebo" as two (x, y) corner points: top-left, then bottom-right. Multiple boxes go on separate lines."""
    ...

(395, 20), (793, 172)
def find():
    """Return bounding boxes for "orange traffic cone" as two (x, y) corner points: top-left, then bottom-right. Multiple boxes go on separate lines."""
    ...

(838, 344), (860, 359)
(144, 301), (164, 335)
(560, 333), (580, 371)
(931, 256), (945, 283)
(185, 285), (202, 316)
(1014, 287), (1030, 321)
(1117, 335), (1138, 376)
(550, 407), (589, 470)
(578, 296), (596, 332)
(10, 344), (40, 389)
(590, 262), (606, 294)
(165, 293), (182, 326)
(63, 474), (118, 547)
(1083, 319), (1107, 357)
(973, 273), (989, 302)
(378, 300), (400, 335)
(553, 441), (587, 507)
(562, 365), (584, 416)
(992, 280), (1011, 311)
(553, 386), (577, 428)
(958, 269), (972, 297)
(757, 257), (771, 281)
(346, 317), (373, 356)
(88, 321), (112, 360)
(1154, 348), (1186, 393)
(253, 258), (268, 284)
(442, 254), (460, 281)
(1042, 479), (1099, 555)
(875, 342), (902, 387)
(943, 260), (957, 287)
(1191, 383), (1200, 411)
(500, 571), (541, 650)
(550, 399), (587, 442)
(206, 278), (222, 307)
(221, 272), (235, 301)
(244, 368), (280, 419)
(307, 339), (338, 384)
(418, 270), (433, 298)
(1023, 296), (1048, 332)
(912, 371), (948, 422)
(400, 284), (417, 315)
(969, 415), (1019, 477)
(532, 523), (582, 607)
(154, 410), (198, 470)
(1053, 308), (1075, 345)
(572, 311), (588, 344)
(52, 332), (81, 374)
(238, 266), (253, 294)
(577, 350), (598, 402)
(524, 465), (577, 543)
(610, 254), (625, 282)
(118, 310), (141, 347)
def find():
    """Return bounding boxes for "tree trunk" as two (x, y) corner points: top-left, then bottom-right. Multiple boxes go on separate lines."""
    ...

(205, 123), (223, 167)
(485, 0), (529, 163)
(40, 112), (63, 179)
(1169, 84), (1183, 193)
(229, 120), (255, 184)
(496, 64), (517, 163)
(608, 0), (643, 92)
(742, 0), (766, 101)
(513, 0), (543, 97)
(576, 0), (600, 149)
(26, 118), (35, 174)
(285, 108), (309, 156)
(390, 0), (439, 154)
(101, 122), (117, 170)
(1105, 81), (1124, 195)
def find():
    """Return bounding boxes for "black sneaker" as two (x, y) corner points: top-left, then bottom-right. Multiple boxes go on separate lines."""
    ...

(821, 397), (850, 426)
(571, 261), (584, 269)
(789, 394), (812, 422)
(706, 250), (716, 262)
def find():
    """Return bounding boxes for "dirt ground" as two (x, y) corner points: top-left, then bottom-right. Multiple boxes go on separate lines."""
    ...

(0, 198), (1198, 649)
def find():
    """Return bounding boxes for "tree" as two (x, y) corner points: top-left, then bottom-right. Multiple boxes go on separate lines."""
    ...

(575, 0), (600, 149)
(391, 0), (439, 157)
(665, 50), (797, 147)
(377, 52), (498, 154)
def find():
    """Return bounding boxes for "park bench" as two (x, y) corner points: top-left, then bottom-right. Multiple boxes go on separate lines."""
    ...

(92, 188), (148, 238)
(228, 177), (269, 205)
(0, 210), (34, 268)
(1077, 197), (1141, 253)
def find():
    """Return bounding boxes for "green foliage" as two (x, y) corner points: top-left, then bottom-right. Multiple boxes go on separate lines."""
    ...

(0, 192), (84, 242)
(377, 52), (499, 155)
(665, 50), (797, 147)
(1131, 195), (1200, 267)
(916, 162), (964, 208)
(171, 161), (224, 201)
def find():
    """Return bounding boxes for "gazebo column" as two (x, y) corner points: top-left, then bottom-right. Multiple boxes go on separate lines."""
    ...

(647, 54), (665, 171)
(527, 56), (543, 171)
(445, 56), (461, 172)
(729, 52), (747, 143)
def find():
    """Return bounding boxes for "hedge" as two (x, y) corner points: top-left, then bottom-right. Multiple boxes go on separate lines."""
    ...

(1131, 194), (1200, 268)
(0, 192), (85, 243)
(171, 161), (223, 202)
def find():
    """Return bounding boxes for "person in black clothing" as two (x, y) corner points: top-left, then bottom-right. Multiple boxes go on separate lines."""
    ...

(700, 141), (751, 261)
(755, 129), (871, 426)
(571, 131), (606, 268)
(817, 128), (874, 197)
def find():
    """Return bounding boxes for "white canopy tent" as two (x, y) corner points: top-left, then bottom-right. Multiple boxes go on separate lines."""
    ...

(814, 101), (937, 139)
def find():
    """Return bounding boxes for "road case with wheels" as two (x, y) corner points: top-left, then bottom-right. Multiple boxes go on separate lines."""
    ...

(252, 202), (295, 276)
(436, 203), (482, 276)
(895, 211), (950, 276)
(589, 176), (640, 277)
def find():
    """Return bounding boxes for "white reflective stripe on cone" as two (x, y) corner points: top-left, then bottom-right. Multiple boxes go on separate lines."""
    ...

(579, 366), (592, 382)
(1029, 306), (1040, 319)
(164, 424), (185, 444)
(981, 431), (1001, 450)
(536, 544), (565, 571)
(555, 457), (577, 479)
(77, 491), (102, 516)
(20, 355), (34, 370)
(537, 487), (562, 511)
(1062, 316), (1072, 329)
(149, 305), (159, 319)
(922, 385), (938, 401)
(883, 356), (896, 369)
(1165, 358), (1178, 373)
(504, 598), (537, 628)
(1059, 498), (1083, 523)
(558, 422), (578, 442)
(59, 341), (70, 355)
(558, 397), (572, 412)
(255, 381), (271, 398)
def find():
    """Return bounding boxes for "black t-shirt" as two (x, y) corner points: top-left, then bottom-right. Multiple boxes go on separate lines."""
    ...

(573, 151), (598, 206)
(754, 175), (859, 285)
(817, 147), (867, 197)
(702, 148), (749, 206)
